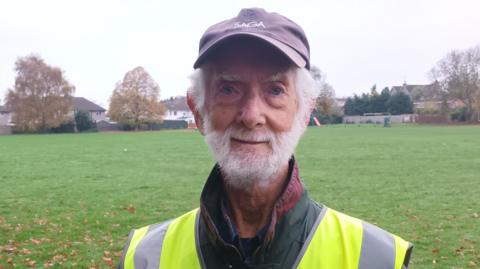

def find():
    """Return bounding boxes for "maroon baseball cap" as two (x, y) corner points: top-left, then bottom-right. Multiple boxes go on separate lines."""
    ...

(193, 8), (310, 69)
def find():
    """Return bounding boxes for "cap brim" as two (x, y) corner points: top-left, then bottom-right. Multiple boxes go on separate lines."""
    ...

(193, 32), (307, 69)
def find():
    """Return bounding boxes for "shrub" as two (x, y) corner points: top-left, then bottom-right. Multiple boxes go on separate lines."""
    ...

(75, 110), (97, 132)
(450, 107), (467, 121)
(49, 121), (75, 133)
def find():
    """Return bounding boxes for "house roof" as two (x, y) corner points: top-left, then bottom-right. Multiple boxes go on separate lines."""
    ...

(73, 97), (106, 112)
(0, 98), (106, 113)
(391, 84), (431, 93)
(162, 96), (189, 111)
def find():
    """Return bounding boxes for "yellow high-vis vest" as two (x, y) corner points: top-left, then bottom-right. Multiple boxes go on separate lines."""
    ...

(121, 207), (411, 269)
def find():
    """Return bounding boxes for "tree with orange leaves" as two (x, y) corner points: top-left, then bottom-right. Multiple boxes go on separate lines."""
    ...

(108, 67), (165, 130)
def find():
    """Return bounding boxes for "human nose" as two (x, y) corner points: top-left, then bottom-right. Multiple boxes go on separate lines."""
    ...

(237, 90), (266, 129)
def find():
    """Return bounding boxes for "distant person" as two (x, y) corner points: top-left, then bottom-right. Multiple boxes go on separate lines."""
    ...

(117, 8), (413, 269)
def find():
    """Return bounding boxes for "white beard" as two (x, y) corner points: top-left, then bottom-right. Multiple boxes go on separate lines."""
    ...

(204, 114), (306, 189)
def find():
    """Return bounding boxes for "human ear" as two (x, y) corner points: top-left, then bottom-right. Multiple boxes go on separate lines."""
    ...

(187, 93), (206, 135)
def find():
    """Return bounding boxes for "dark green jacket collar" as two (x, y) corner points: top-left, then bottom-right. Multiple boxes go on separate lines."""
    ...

(197, 157), (323, 268)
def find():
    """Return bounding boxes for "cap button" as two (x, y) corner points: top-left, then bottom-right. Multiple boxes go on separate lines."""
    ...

(238, 8), (262, 20)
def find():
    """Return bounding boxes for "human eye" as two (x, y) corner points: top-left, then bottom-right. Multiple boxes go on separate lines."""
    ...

(220, 85), (235, 95)
(214, 83), (242, 104)
(268, 85), (286, 96)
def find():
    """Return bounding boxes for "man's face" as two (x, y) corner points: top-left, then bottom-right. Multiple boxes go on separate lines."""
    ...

(199, 39), (306, 188)
(206, 40), (298, 152)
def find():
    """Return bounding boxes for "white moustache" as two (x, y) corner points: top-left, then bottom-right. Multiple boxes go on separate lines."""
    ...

(228, 128), (274, 143)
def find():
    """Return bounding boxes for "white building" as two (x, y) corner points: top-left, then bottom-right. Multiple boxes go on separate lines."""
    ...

(162, 96), (194, 124)
(0, 105), (12, 126)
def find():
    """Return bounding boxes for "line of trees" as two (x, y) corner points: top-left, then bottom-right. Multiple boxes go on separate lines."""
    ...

(309, 67), (415, 122)
(4, 54), (166, 133)
(344, 86), (414, 116)
(317, 44), (480, 121)
(5, 44), (479, 132)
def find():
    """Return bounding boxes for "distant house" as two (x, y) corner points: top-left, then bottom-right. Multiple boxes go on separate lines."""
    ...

(0, 97), (105, 133)
(390, 83), (430, 95)
(162, 96), (194, 124)
(72, 97), (106, 122)
(0, 97), (106, 125)
(0, 105), (12, 126)
(390, 82), (468, 112)
(390, 82), (439, 102)
(335, 98), (347, 109)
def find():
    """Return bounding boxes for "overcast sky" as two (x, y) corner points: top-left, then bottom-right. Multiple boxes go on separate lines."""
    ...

(1, 0), (479, 108)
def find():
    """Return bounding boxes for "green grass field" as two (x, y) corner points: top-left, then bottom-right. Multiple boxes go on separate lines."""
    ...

(0, 125), (479, 268)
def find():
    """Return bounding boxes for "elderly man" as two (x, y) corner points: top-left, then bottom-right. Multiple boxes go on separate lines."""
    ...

(118, 8), (412, 269)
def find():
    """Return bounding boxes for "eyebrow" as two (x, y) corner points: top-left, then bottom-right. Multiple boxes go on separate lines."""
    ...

(216, 73), (242, 82)
(215, 72), (288, 83)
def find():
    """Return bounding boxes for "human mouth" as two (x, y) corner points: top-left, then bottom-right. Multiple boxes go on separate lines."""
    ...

(231, 137), (268, 145)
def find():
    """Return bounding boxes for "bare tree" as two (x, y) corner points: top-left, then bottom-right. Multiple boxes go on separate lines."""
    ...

(108, 67), (165, 130)
(310, 66), (336, 115)
(6, 55), (75, 133)
(474, 89), (480, 120)
(430, 46), (480, 120)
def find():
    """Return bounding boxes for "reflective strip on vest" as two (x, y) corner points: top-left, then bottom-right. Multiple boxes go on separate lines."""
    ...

(124, 225), (150, 269)
(122, 209), (201, 269)
(159, 208), (202, 268)
(295, 208), (409, 269)
(121, 207), (411, 269)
